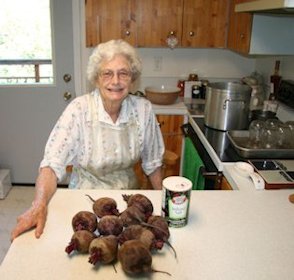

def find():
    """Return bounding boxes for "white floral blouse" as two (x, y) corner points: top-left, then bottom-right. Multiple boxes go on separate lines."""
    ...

(39, 90), (165, 182)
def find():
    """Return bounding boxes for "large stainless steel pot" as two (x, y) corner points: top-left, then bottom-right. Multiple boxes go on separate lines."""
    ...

(204, 82), (252, 131)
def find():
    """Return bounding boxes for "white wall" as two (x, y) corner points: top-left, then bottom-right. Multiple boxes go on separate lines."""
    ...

(85, 47), (256, 92)
(84, 46), (294, 121)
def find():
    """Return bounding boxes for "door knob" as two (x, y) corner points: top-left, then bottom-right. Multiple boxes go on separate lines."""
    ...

(63, 91), (72, 101)
(63, 74), (72, 83)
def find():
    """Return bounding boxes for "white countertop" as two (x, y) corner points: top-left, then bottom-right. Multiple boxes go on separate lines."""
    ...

(1, 188), (294, 280)
(152, 99), (188, 115)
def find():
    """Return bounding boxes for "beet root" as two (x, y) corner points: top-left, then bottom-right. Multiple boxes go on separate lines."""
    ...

(65, 230), (96, 255)
(86, 195), (119, 218)
(72, 211), (97, 232)
(118, 240), (171, 276)
(118, 224), (157, 251)
(122, 193), (153, 219)
(88, 235), (118, 265)
(97, 215), (124, 236)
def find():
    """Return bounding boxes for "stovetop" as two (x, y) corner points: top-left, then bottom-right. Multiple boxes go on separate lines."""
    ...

(191, 117), (243, 163)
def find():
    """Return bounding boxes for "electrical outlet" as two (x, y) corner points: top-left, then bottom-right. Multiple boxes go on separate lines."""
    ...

(153, 56), (162, 71)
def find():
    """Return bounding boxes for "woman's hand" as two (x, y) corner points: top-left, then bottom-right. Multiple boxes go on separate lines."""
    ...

(11, 201), (48, 241)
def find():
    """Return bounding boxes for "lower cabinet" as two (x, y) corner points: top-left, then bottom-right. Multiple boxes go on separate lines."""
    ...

(134, 114), (185, 189)
(221, 176), (233, 190)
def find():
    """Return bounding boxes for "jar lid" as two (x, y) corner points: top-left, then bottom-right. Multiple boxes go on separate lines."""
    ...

(162, 176), (192, 192)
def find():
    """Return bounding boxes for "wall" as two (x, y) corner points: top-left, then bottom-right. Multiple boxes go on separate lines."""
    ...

(84, 46), (294, 121)
(255, 56), (294, 121)
(85, 47), (256, 93)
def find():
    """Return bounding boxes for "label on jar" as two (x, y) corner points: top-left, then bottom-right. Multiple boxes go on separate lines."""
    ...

(161, 176), (192, 228)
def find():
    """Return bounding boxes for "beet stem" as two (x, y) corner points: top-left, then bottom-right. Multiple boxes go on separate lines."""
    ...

(165, 239), (178, 260)
(151, 268), (172, 276)
(88, 248), (102, 265)
(112, 263), (117, 273)
(65, 241), (76, 255)
(85, 194), (96, 203)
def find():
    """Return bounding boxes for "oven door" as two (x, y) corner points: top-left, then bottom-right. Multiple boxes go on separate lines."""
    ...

(181, 123), (223, 190)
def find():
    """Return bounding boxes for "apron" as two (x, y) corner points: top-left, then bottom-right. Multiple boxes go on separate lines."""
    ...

(69, 94), (141, 189)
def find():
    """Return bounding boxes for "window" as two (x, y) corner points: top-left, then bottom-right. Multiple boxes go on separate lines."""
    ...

(0, 0), (53, 84)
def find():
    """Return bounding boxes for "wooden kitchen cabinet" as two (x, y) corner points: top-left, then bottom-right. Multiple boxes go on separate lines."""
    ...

(134, 114), (185, 189)
(227, 0), (253, 54)
(85, 0), (229, 48)
(157, 114), (184, 164)
(136, 0), (183, 47)
(182, 0), (229, 48)
(85, 0), (137, 47)
(221, 176), (233, 190)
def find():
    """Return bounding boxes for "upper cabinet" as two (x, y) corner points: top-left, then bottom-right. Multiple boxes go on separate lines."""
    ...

(85, 0), (137, 47)
(228, 0), (294, 55)
(85, 0), (230, 48)
(136, 0), (183, 47)
(227, 0), (252, 54)
(182, 0), (229, 48)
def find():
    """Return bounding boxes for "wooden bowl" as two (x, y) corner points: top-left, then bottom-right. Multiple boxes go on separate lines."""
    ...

(145, 86), (180, 105)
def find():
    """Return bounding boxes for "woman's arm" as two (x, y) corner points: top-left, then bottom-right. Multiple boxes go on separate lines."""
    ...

(148, 167), (163, 190)
(11, 167), (57, 240)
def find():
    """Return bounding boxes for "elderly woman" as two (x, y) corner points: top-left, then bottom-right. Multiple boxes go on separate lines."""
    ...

(11, 39), (164, 240)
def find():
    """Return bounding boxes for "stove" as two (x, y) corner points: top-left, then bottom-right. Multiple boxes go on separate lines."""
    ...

(188, 116), (243, 170)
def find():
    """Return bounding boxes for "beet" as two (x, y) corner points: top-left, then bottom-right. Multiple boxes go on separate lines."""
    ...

(88, 235), (118, 265)
(119, 205), (147, 227)
(147, 215), (170, 242)
(122, 194), (153, 219)
(97, 215), (124, 236)
(72, 211), (97, 232)
(147, 215), (177, 259)
(86, 195), (119, 218)
(65, 230), (96, 255)
(118, 224), (156, 251)
(118, 240), (171, 276)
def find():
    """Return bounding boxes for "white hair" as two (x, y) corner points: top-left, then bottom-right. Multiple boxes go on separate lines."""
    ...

(87, 39), (142, 86)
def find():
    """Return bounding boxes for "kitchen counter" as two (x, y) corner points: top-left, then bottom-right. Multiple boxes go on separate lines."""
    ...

(151, 99), (188, 115)
(1, 188), (294, 280)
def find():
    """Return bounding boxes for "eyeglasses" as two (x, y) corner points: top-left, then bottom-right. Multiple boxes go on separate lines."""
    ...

(99, 69), (132, 81)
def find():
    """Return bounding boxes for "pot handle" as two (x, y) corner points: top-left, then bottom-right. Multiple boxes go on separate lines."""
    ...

(223, 99), (246, 110)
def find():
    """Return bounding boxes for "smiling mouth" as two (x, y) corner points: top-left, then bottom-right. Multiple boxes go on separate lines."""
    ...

(108, 87), (124, 93)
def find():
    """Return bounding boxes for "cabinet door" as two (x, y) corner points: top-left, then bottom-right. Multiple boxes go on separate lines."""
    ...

(221, 176), (233, 190)
(157, 114), (184, 174)
(85, 0), (136, 47)
(227, 0), (253, 54)
(137, 0), (183, 47)
(182, 0), (229, 47)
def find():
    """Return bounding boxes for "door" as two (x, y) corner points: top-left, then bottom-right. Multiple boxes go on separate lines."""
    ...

(137, 0), (183, 47)
(85, 0), (136, 47)
(182, 0), (229, 48)
(0, 0), (76, 183)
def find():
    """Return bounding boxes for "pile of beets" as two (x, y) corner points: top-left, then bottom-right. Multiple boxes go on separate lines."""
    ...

(65, 193), (176, 276)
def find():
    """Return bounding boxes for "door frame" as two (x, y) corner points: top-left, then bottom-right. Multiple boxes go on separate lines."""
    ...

(72, 0), (87, 96)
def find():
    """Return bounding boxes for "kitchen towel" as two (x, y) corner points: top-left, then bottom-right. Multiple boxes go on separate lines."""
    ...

(182, 137), (205, 190)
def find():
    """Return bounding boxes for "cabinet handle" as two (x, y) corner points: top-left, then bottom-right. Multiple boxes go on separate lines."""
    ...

(240, 33), (245, 39)
(125, 30), (131, 36)
(169, 31), (176, 36)
(189, 31), (195, 37)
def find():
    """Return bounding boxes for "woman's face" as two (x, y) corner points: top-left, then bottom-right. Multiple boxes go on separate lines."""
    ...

(96, 54), (132, 103)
